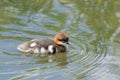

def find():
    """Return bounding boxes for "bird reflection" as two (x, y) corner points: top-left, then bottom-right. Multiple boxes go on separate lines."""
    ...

(21, 52), (68, 67)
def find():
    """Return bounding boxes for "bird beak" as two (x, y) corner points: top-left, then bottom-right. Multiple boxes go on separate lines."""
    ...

(66, 41), (71, 45)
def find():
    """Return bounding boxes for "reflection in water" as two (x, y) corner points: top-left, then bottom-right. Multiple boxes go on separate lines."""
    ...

(0, 0), (120, 80)
(21, 52), (68, 66)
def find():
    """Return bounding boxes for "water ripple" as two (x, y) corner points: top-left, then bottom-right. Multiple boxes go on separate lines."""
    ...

(0, 0), (119, 80)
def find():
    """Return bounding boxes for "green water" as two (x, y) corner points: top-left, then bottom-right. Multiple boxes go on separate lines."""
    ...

(0, 0), (120, 80)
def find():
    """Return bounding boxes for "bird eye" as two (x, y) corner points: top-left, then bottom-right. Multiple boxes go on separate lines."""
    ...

(58, 39), (63, 41)
(58, 38), (69, 43)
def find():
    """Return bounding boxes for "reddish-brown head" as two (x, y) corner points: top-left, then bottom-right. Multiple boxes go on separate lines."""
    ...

(54, 32), (70, 45)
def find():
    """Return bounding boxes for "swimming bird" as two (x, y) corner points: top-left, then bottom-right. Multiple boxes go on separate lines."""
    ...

(17, 32), (70, 54)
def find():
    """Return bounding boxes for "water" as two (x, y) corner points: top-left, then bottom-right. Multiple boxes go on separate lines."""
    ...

(0, 0), (120, 80)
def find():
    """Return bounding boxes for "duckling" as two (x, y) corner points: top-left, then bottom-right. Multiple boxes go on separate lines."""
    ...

(17, 32), (70, 54)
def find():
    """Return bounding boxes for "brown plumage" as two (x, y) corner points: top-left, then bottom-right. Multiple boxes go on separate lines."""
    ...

(17, 32), (70, 54)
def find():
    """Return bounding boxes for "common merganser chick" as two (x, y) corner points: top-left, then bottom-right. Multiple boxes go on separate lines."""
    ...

(17, 32), (70, 54)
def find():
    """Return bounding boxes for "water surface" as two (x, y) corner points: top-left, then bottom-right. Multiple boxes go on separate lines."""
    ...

(0, 0), (120, 80)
